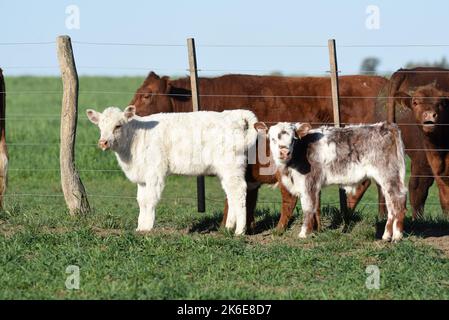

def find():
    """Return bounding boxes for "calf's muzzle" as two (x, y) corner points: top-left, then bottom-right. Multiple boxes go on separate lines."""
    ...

(279, 147), (291, 161)
(98, 139), (109, 150)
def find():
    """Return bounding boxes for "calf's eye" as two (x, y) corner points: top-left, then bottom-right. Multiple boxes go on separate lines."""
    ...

(114, 125), (122, 131)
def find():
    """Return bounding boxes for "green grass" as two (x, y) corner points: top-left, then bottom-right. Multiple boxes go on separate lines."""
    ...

(1, 76), (449, 299)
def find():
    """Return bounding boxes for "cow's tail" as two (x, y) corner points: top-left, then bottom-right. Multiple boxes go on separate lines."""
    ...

(390, 123), (407, 195)
(233, 109), (259, 165)
(241, 110), (259, 149)
(0, 68), (8, 209)
(387, 69), (407, 123)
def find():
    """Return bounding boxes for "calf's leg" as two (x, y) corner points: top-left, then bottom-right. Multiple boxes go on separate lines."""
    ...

(435, 177), (449, 215)
(245, 186), (259, 233)
(387, 189), (407, 242)
(221, 175), (247, 235)
(346, 179), (371, 211)
(409, 175), (433, 219)
(298, 190), (319, 238)
(314, 198), (322, 232)
(381, 191), (395, 241)
(276, 183), (298, 233)
(221, 199), (229, 228)
(221, 187), (258, 233)
(346, 179), (387, 218)
(378, 179), (407, 242)
(136, 175), (166, 232)
(409, 156), (434, 219)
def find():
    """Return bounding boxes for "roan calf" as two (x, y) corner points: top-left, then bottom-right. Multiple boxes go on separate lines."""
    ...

(87, 106), (258, 235)
(256, 121), (407, 241)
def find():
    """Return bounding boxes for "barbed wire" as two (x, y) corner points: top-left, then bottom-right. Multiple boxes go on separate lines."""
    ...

(0, 41), (55, 46)
(6, 120), (449, 128)
(2, 192), (446, 208)
(6, 143), (449, 151)
(3, 89), (449, 101)
(6, 167), (449, 179)
(68, 41), (449, 48)
(2, 40), (449, 48)
(5, 65), (449, 75)
(72, 41), (185, 47)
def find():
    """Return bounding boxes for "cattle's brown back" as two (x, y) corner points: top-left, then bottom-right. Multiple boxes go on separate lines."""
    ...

(131, 72), (388, 126)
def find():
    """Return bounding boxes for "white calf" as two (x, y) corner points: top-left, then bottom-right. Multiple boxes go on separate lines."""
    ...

(87, 106), (258, 235)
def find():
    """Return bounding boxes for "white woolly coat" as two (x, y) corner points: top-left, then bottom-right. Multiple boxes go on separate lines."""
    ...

(114, 109), (259, 184)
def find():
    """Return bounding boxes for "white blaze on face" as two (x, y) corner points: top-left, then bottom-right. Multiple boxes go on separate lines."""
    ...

(268, 122), (312, 165)
(268, 122), (297, 165)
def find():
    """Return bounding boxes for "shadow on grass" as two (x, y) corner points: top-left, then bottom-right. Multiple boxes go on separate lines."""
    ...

(321, 205), (363, 233)
(375, 216), (449, 239)
(187, 207), (285, 235)
(252, 208), (286, 235)
(187, 211), (222, 234)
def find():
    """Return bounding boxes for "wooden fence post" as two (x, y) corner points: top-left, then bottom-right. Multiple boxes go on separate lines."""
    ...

(328, 39), (348, 215)
(0, 68), (7, 209)
(57, 35), (90, 215)
(187, 38), (206, 213)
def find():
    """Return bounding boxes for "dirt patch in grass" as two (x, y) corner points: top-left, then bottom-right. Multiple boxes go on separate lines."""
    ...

(41, 226), (70, 234)
(420, 236), (449, 257)
(0, 221), (23, 238)
(91, 226), (124, 237)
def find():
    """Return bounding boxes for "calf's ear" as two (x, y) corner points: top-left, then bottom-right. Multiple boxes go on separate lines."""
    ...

(394, 92), (412, 109)
(86, 109), (100, 125)
(167, 83), (191, 102)
(254, 122), (268, 131)
(124, 105), (136, 119)
(295, 123), (312, 139)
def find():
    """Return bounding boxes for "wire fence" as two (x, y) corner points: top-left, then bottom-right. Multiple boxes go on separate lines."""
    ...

(5, 67), (449, 76)
(4, 40), (449, 47)
(2, 193), (446, 210)
(2, 39), (449, 211)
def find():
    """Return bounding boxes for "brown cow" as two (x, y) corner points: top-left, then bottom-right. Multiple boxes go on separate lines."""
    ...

(393, 84), (449, 216)
(387, 67), (449, 218)
(131, 72), (388, 232)
(0, 68), (7, 209)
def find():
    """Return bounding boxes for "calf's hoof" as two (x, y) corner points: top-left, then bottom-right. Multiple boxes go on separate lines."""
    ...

(225, 221), (236, 231)
(392, 232), (403, 243)
(247, 221), (256, 235)
(136, 226), (153, 233)
(234, 227), (246, 236)
(298, 230), (309, 239)
(274, 223), (287, 235)
(381, 232), (392, 242)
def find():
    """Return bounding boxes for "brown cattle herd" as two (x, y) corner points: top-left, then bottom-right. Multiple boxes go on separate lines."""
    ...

(1, 66), (449, 237)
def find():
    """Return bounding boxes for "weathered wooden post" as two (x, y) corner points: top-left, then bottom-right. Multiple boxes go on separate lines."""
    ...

(187, 38), (206, 213)
(0, 68), (8, 209)
(328, 39), (348, 215)
(57, 35), (90, 215)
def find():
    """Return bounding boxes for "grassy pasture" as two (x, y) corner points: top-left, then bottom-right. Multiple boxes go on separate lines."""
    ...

(0, 76), (448, 299)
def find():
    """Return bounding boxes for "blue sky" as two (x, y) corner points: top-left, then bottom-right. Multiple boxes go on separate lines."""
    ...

(1, 0), (448, 76)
